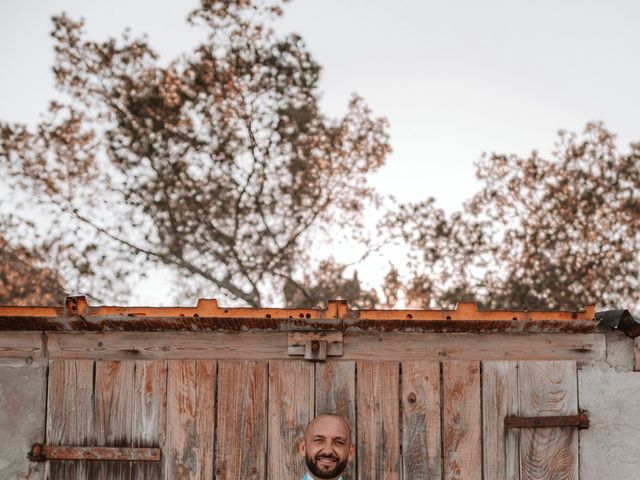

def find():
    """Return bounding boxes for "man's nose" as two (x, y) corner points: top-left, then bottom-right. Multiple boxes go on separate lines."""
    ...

(319, 444), (336, 455)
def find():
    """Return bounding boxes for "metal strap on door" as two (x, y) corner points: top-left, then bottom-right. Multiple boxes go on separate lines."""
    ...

(28, 444), (160, 462)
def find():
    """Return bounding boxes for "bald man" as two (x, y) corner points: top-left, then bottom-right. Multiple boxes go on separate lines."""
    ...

(299, 414), (354, 480)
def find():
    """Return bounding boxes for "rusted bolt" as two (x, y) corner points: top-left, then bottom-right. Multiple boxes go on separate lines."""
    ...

(97, 341), (104, 348)
(25, 356), (34, 365)
(162, 345), (170, 351)
(27, 443), (45, 462)
(311, 340), (320, 352)
(407, 393), (417, 404)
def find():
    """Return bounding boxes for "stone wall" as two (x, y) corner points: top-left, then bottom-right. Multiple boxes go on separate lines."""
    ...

(0, 360), (46, 480)
(578, 330), (640, 480)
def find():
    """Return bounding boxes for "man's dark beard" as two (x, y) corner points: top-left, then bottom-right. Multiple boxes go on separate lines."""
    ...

(305, 452), (348, 479)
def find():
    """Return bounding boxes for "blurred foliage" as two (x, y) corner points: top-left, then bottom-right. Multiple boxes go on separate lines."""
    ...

(283, 258), (378, 309)
(0, 0), (390, 307)
(382, 123), (640, 310)
(1, 1), (637, 311)
(0, 219), (66, 306)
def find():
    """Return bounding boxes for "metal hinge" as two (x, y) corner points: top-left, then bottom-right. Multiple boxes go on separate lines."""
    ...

(27, 444), (161, 462)
(287, 332), (343, 361)
(504, 411), (589, 430)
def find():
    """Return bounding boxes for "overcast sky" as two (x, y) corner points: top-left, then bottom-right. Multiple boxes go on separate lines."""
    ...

(1, 0), (639, 304)
(2, 0), (639, 212)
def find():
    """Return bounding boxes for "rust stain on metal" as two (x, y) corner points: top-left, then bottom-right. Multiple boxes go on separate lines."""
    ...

(505, 412), (589, 429)
(28, 445), (160, 462)
(0, 296), (597, 333)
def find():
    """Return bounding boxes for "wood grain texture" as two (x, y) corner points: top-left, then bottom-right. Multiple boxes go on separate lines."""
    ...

(482, 361), (519, 480)
(267, 360), (314, 480)
(215, 361), (268, 480)
(46, 331), (605, 361)
(132, 361), (167, 479)
(47, 331), (288, 360)
(45, 360), (94, 480)
(315, 361), (356, 480)
(165, 360), (216, 480)
(402, 361), (442, 480)
(518, 361), (578, 480)
(634, 338), (640, 372)
(442, 361), (482, 480)
(356, 361), (400, 480)
(345, 333), (604, 362)
(0, 331), (42, 362)
(91, 360), (136, 480)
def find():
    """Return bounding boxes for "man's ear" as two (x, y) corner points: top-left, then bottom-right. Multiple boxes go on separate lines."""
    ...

(348, 443), (355, 461)
(299, 438), (306, 456)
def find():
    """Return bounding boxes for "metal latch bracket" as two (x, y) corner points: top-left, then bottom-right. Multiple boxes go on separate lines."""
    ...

(287, 332), (343, 361)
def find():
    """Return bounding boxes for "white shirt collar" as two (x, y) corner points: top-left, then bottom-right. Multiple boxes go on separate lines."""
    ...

(303, 474), (343, 480)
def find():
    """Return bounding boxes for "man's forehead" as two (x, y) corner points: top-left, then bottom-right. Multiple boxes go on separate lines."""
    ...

(305, 415), (351, 438)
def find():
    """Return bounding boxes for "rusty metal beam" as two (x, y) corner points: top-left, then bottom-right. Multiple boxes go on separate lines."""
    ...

(0, 297), (598, 333)
(28, 444), (160, 462)
(504, 412), (589, 429)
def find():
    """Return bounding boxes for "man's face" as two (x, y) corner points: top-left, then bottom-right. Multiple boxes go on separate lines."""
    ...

(299, 415), (354, 480)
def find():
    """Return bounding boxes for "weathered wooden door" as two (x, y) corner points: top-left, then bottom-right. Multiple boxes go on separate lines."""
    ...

(44, 358), (579, 479)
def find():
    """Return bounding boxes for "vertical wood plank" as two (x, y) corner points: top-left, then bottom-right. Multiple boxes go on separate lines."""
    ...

(90, 360), (136, 480)
(518, 361), (578, 480)
(165, 360), (216, 480)
(402, 361), (442, 480)
(483, 361), (519, 480)
(356, 361), (400, 480)
(316, 361), (356, 480)
(45, 360), (94, 480)
(267, 360), (314, 480)
(215, 361), (267, 480)
(132, 361), (167, 480)
(442, 361), (482, 480)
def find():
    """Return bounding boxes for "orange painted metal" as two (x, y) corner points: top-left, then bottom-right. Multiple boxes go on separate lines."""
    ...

(0, 296), (597, 333)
